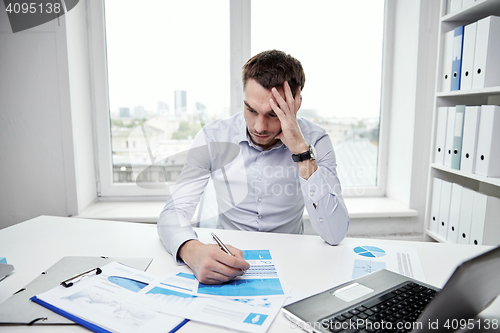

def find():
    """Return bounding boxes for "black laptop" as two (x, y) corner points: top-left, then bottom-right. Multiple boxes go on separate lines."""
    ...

(282, 246), (500, 333)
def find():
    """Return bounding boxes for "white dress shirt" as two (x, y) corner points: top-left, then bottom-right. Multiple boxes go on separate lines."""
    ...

(157, 112), (349, 263)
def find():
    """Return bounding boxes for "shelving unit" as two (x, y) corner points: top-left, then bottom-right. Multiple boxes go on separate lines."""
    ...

(424, 0), (500, 244)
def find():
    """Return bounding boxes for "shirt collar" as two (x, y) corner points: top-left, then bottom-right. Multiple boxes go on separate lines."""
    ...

(234, 111), (286, 151)
(235, 112), (249, 144)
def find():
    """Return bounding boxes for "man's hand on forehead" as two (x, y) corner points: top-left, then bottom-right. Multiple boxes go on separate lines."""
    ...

(269, 81), (308, 155)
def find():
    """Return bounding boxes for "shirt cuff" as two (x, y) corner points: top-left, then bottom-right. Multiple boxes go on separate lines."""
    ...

(299, 168), (332, 204)
(169, 229), (199, 265)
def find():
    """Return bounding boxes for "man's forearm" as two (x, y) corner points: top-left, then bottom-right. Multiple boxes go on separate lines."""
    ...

(297, 159), (318, 181)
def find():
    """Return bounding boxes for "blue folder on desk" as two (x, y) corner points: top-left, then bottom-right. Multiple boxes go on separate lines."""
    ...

(30, 296), (189, 333)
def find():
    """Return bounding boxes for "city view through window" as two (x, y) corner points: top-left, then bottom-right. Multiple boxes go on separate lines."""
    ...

(104, 0), (384, 190)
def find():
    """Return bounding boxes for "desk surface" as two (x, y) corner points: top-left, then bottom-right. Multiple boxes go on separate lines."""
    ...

(0, 216), (498, 332)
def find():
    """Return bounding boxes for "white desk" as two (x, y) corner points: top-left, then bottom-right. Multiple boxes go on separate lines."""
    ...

(0, 216), (499, 332)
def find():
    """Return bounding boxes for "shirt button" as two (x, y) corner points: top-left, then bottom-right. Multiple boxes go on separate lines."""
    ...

(258, 215), (262, 219)
(310, 190), (315, 196)
(258, 198), (262, 202)
(257, 176), (262, 180)
(319, 218), (323, 223)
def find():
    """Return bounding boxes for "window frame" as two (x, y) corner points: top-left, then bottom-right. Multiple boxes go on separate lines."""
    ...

(87, 0), (391, 199)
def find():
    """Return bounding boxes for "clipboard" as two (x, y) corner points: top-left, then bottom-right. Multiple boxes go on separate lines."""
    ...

(0, 256), (152, 325)
(28, 261), (189, 333)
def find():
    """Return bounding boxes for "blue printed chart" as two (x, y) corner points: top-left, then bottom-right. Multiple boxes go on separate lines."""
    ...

(352, 260), (386, 279)
(353, 246), (386, 258)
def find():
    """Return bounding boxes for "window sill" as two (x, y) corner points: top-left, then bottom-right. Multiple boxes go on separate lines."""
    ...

(344, 197), (418, 219)
(75, 197), (417, 223)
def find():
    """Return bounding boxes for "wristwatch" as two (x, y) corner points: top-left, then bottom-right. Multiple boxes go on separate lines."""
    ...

(292, 145), (316, 162)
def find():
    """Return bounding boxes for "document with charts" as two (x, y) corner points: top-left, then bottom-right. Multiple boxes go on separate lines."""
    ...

(160, 249), (287, 298)
(32, 250), (288, 333)
(31, 262), (186, 333)
(332, 241), (426, 285)
(137, 249), (288, 333)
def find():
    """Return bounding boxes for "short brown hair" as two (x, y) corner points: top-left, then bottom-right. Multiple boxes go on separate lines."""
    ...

(242, 50), (305, 97)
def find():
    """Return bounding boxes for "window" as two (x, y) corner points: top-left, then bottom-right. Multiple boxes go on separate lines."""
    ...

(252, 0), (384, 190)
(90, 0), (386, 197)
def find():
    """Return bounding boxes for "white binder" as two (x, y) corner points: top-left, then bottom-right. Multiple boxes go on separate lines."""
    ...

(441, 30), (454, 92)
(451, 105), (465, 170)
(438, 180), (452, 240)
(460, 106), (480, 173)
(462, 0), (476, 7)
(447, 183), (463, 243)
(472, 16), (500, 89)
(429, 178), (442, 234)
(470, 193), (500, 246)
(434, 107), (448, 165)
(457, 187), (474, 245)
(447, 0), (462, 14)
(474, 105), (500, 177)
(460, 22), (477, 90)
(444, 107), (456, 168)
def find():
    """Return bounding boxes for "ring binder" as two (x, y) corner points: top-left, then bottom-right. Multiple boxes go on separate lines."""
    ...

(61, 267), (102, 288)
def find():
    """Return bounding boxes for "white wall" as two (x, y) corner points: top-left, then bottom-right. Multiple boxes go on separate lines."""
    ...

(65, 0), (97, 212)
(0, 0), (96, 229)
(381, 0), (439, 236)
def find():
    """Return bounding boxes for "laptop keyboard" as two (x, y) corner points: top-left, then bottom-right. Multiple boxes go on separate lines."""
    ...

(321, 282), (438, 333)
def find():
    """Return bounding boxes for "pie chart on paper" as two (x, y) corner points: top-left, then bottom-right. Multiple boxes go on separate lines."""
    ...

(353, 246), (386, 258)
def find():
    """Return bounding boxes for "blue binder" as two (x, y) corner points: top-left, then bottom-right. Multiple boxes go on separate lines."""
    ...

(451, 26), (464, 91)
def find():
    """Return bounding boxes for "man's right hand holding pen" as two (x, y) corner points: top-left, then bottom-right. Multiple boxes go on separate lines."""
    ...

(178, 238), (250, 285)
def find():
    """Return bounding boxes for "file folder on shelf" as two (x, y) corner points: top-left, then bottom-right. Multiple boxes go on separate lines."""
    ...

(462, 0), (477, 7)
(447, 183), (463, 243)
(438, 180), (452, 240)
(440, 30), (454, 92)
(451, 105), (465, 170)
(460, 22), (477, 90)
(434, 107), (448, 165)
(458, 187), (475, 245)
(470, 193), (500, 246)
(429, 178), (442, 234)
(444, 107), (456, 168)
(451, 26), (464, 91)
(447, 0), (462, 14)
(460, 106), (481, 173)
(472, 15), (500, 89)
(474, 105), (500, 177)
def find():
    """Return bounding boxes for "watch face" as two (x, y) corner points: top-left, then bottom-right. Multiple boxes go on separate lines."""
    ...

(309, 145), (316, 160)
(292, 145), (316, 162)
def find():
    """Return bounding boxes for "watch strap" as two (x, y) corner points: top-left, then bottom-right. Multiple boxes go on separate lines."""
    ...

(292, 146), (312, 162)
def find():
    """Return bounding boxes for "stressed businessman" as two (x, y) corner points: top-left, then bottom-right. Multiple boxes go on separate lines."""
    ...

(158, 49), (349, 284)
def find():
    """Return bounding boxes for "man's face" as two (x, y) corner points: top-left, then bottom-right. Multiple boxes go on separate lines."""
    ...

(243, 79), (286, 150)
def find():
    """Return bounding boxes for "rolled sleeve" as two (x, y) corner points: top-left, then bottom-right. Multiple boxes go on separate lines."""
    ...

(299, 137), (349, 245)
